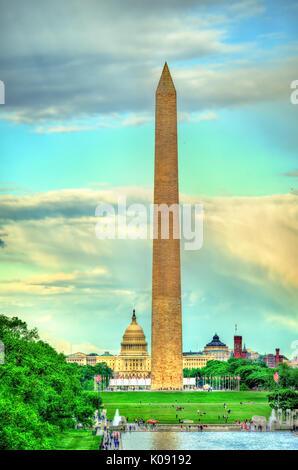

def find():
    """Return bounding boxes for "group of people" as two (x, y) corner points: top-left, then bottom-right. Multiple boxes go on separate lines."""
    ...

(101, 430), (121, 450)
(127, 424), (138, 431)
(238, 419), (254, 431)
(217, 404), (231, 423)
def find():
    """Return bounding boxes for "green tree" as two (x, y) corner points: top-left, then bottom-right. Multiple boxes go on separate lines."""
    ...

(79, 362), (113, 390)
(184, 357), (280, 391)
(0, 315), (98, 449)
(268, 389), (298, 411)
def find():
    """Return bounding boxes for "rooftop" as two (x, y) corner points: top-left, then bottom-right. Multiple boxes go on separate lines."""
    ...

(205, 333), (227, 348)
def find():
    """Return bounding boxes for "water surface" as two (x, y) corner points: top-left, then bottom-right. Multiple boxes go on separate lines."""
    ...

(122, 431), (298, 450)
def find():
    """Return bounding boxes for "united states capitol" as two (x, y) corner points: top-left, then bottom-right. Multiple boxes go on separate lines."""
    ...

(66, 309), (260, 381)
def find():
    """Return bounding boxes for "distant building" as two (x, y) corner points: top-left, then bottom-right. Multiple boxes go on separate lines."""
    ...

(264, 348), (285, 368)
(233, 334), (243, 358)
(283, 359), (298, 368)
(246, 349), (260, 361)
(66, 311), (227, 376)
(203, 333), (231, 361)
(182, 351), (211, 369)
(66, 317), (272, 376)
(66, 351), (87, 366)
(241, 343), (248, 359)
(233, 325), (252, 360)
(66, 310), (150, 377)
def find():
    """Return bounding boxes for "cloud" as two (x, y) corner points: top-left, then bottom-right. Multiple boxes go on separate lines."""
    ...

(174, 56), (298, 110)
(38, 331), (111, 355)
(0, 268), (109, 295)
(0, 186), (153, 221)
(179, 110), (218, 122)
(33, 123), (111, 134)
(0, 184), (297, 355)
(32, 114), (152, 134)
(192, 193), (298, 289)
(265, 313), (298, 332)
(1, 0), (291, 124)
(121, 115), (152, 127)
(0, 186), (31, 193)
(284, 170), (298, 177)
(228, 0), (265, 18)
(1, 186), (297, 293)
(0, 183), (33, 194)
(35, 314), (52, 323)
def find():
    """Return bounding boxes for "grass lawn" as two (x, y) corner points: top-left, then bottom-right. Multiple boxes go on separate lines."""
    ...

(100, 391), (271, 425)
(101, 390), (269, 404)
(55, 429), (102, 450)
(104, 403), (271, 425)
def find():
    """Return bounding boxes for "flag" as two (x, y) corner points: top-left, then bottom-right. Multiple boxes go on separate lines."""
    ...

(273, 371), (279, 384)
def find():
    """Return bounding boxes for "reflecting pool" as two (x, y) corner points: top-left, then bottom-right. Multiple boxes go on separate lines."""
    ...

(122, 431), (298, 450)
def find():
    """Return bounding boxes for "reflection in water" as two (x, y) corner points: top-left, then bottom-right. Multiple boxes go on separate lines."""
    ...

(122, 431), (298, 451)
(151, 431), (179, 450)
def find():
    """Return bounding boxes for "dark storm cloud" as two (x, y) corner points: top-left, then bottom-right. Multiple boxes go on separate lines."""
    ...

(0, 188), (152, 221)
(0, 194), (99, 220)
(2, 0), (290, 124)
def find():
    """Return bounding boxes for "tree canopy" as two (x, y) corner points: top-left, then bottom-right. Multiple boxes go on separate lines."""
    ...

(79, 362), (113, 390)
(268, 389), (298, 411)
(0, 315), (100, 450)
(184, 357), (298, 391)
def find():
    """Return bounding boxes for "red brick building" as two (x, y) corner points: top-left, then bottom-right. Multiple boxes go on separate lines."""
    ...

(264, 348), (284, 368)
(234, 335), (243, 358)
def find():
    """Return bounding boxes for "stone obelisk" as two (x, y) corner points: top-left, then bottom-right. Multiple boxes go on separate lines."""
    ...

(151, 62), (183, 390)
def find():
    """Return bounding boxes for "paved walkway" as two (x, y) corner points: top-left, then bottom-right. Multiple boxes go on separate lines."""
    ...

(100, 430), (123, 450)
(103, 402), (267, 405)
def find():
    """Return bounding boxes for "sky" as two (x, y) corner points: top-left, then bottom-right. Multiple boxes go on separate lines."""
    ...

(0, 0), (297, 359)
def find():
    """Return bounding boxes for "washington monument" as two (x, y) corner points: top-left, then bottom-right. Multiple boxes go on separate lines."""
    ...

(151, 63), (183, 390)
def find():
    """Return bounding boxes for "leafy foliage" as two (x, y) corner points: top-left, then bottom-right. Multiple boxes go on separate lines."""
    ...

(0, 315), (99, 449)
(79, 363), (113, 390)
(184, 357), (298, 391)
(268, 388), (298, 411)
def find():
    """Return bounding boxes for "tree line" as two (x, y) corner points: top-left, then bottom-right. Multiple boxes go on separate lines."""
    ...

(0, 314), (111, 450)
(183, 357), (298, 410)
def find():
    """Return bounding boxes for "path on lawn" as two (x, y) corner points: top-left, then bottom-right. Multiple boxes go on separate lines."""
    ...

(104, 402), (268, 405)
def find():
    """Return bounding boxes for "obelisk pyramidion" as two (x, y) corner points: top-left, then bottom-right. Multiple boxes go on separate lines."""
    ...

(151, 62), (183, 390)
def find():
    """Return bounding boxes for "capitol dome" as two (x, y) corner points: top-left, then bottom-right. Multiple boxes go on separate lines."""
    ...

(120, 309), (148, 356)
